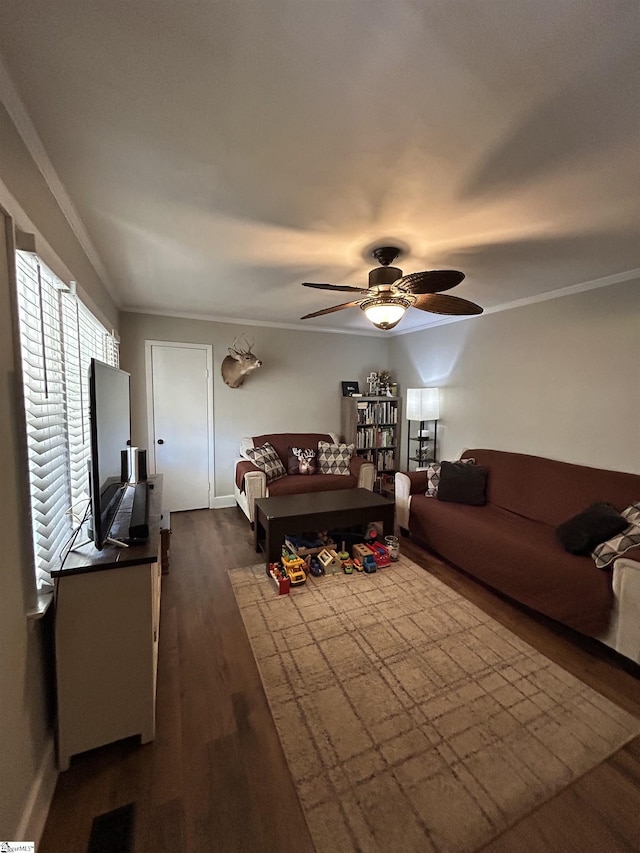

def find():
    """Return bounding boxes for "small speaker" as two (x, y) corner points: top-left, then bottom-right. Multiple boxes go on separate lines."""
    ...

(120, 450), (129, 484)
(138, 449), (148, 482)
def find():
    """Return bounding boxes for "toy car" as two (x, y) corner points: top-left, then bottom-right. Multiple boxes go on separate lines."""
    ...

(308, 556), (325, 577)
(369, 541), (391, 568)
(342, 558), (354, 574)
(353, 558), (364, 572)
(362, 554), (377, 573)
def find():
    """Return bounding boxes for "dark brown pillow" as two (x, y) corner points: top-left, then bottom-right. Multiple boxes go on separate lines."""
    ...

(437, 460), (488, 505)
(556, 502), (628, 555)
(287, 447), (317, 475)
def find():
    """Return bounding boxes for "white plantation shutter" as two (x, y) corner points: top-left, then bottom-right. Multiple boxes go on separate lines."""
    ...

(61, 293), (119, 510)
(15, 252), (71, 590)
(15, 252), (120, 591)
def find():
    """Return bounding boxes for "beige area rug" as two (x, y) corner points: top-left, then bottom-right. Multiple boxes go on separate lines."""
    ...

(228, 557), (640, 852)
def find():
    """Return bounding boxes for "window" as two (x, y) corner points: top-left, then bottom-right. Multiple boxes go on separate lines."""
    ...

(15, 251), (119, 591)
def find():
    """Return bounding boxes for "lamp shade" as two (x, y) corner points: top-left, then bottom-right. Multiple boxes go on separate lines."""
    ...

(406, 387), (440, 421)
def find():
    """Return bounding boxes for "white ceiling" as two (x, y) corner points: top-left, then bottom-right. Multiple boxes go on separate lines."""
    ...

(0, 0), (638, 334)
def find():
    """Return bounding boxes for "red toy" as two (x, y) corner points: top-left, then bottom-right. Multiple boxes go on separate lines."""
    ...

(369, 541), (391, 568)
(269, 562), (291, 595)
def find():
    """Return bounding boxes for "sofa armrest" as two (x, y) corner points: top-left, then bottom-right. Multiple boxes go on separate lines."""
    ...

(349, 455), (375, 491)
(405, 470), (429, 494)
(233, 458), (266, 524)
(608, 554), (640, 664)
(395, 473), (411, 531)
(395, 470), (430, 532)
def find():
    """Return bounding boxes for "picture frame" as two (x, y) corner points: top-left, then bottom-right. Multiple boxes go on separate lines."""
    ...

(341, 381), (360, 397)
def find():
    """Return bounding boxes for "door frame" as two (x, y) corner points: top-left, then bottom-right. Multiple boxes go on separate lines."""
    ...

(145, 340), (215, 508)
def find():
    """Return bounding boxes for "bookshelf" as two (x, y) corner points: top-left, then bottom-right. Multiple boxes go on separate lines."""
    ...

(341, 396), (401, 494)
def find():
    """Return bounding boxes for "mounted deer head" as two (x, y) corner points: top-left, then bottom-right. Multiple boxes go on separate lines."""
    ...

(221, 335), (262, 388)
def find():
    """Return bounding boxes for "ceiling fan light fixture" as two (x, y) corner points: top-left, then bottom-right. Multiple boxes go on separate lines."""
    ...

(361, 297), (410, 330)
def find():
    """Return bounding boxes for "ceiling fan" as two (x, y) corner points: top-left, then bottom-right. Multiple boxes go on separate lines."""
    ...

(300, 246), (483, 331)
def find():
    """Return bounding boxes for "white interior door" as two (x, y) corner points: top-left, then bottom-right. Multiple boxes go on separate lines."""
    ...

(146, 342), (213, 512)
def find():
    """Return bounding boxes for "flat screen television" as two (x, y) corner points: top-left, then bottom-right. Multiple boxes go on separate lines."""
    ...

(88, 358), (131, 549)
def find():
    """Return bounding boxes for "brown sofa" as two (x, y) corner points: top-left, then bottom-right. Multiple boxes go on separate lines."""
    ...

(395, 449), (640, 663)
(234, 432), (375, 524)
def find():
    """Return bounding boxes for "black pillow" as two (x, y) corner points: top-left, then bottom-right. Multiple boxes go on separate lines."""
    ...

(556, 502), (628, 555)
(437, 461), (488, 506)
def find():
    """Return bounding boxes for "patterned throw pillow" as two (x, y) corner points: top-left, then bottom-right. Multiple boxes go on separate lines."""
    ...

(317, 441), (354, 475)
(592, 501), (640, 568)
(287, 447), (317, 476)
(245, 442), (287, 483)
(425, 458), (475, 497)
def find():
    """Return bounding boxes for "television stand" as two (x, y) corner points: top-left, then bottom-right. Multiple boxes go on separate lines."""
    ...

(51, 475), (163, 770)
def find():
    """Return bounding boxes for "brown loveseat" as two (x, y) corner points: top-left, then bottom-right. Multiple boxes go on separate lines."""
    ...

(395, 449), (640, 663)
(234, 432), (375, 524)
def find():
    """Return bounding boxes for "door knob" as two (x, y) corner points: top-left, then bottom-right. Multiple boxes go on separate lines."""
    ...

(157, 439), (164, 445)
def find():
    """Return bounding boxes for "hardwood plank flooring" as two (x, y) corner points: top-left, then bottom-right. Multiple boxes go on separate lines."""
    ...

(39, 508), (640, 853)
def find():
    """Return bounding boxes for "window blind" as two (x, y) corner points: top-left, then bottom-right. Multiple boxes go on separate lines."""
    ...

(15, 252), (120, 590)
(61, 293), (119, 511)
(16, 252), (71, 590)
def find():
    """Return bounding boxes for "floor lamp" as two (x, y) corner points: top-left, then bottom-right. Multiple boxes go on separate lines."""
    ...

(406, 388), (440, 468)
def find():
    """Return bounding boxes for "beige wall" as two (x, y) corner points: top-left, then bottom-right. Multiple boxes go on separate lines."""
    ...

(0, 103), (119, 329)
(118, 312), (388, 497)
(0, 105), (119, 837)
(390, 280), (640, 473)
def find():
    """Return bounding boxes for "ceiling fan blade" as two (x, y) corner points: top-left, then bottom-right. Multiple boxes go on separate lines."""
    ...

(395, 270), (465, 294)
(413, 293), (483, 316)
(300, 299), (363, 319)
(302, 282), (368, 293)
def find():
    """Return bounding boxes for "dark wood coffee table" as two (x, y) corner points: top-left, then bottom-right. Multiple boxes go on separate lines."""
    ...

(254, 488), (394, 571)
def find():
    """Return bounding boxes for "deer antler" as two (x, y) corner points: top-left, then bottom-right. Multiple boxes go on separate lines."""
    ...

(230, 336), (245, 356)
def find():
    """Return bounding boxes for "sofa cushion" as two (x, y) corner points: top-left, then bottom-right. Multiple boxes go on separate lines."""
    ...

(408, 495), (613, 635)
(318, 441), (355, 475)
(287, 447), (317, 475)
(253, 433), (333, 466)
(268, 472), (358, 496)
(437, 461), (486, 504)
(425, 458), (475, 497)
(460, 449), (640, 527)
(556, 502), (628, 555)
(245, 442), (287, 483)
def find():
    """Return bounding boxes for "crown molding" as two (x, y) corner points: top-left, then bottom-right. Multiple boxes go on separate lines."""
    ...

(124, 265), (640, 339)
(122, 306), (386, 337)
(0, 55), (119, 304)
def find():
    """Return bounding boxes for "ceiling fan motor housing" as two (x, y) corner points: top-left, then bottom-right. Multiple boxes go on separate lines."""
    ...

(369, 266), (402, 288)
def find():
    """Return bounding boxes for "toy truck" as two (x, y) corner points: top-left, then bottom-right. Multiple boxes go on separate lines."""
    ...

(362, 554), (377, 573)
(281, 551), (307, 585)
(352, 542), (374, 561)
(369, 541), (391, 568)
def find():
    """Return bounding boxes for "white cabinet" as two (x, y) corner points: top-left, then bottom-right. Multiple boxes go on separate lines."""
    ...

(55, 559), (161, 770)
(53, 476), (163, 770)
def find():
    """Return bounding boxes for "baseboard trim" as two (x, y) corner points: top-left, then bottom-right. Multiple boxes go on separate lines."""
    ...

(212, 494), (236, 509)
(16, 735), (58, 844)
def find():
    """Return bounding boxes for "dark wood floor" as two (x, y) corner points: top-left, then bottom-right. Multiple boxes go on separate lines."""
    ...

(40, 507), (640, 853)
